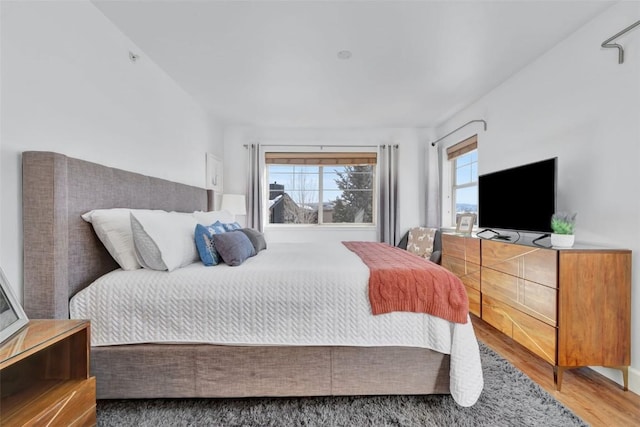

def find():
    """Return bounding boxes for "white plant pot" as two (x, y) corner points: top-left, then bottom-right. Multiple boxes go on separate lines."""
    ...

(551, 233), (575, 248)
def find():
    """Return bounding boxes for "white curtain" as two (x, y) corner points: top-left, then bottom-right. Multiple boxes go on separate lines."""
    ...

(246, 143), (263, 231)
(378, 144), (399, 245)
(425, 144), (441, 227)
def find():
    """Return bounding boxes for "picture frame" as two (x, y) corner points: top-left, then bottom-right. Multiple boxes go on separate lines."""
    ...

(205, 153), (224, 193)
(456, 213), (477, 234)
(0, 268), (29, 344)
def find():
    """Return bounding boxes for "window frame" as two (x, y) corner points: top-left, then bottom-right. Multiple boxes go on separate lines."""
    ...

(451, 151), (478, 225)
(264, 150), (378, 228)
(445, 135), (478, 228)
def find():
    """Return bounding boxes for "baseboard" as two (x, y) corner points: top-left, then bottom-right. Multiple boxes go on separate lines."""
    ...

(591, 366), (640, 395)
(629, 366), (640, 395)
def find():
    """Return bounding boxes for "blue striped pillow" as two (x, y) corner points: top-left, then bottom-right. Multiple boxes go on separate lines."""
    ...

(222, 221), (242, 232)
(194, 221), (226, 266)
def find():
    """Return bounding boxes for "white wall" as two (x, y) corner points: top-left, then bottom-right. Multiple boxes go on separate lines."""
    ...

(437, 2), (640, 392)
(0, 1), (224, 299)
(223, 126), (432, 243)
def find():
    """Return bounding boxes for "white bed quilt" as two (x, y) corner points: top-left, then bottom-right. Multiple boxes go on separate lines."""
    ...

(70, 242), (483, 406)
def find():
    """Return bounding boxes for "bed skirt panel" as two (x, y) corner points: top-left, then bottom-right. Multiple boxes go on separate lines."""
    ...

(92, 344), (449, 399)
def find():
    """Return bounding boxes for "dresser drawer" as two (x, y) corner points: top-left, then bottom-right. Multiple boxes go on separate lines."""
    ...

(441, 234), (480, 264)
(483, 296), (556, 364)
(442, 234), (465, 259)
(481, 267), (557, 326)
(441, 255), (481, 291)
(466, 285), (481, 317)
(481, 240), (557, 288)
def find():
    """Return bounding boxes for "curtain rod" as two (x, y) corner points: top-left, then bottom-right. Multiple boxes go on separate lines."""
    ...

(601, 19), (640, 64)
(243, 143), (380, 149)
(430, 119), (487, 147)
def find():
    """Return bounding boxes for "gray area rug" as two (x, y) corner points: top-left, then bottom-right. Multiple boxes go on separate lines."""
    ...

(96, 343), (587, 426)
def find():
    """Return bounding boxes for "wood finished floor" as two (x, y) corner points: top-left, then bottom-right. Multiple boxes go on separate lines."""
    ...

(471, 315), (640, 427)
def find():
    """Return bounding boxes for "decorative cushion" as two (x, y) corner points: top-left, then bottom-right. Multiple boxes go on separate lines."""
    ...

(130, 211), (199, 272)
(193, 210), (234, 225)
(194, 222), (227, 266)
(81, 208), (159, 270)
(222, 221), (242, 232)
(406, 227), (438, 259)
(239, 228), (267, 253)
(212, 231), (256, 266)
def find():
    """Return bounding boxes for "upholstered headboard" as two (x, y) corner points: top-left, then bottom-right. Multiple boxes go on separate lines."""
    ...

(22, 151), (213, 319)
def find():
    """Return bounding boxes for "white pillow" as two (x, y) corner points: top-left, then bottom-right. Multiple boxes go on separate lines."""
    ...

(81, 208), (150, 270)
(130, 211), (199, 272)
(193, 209), (234, 225)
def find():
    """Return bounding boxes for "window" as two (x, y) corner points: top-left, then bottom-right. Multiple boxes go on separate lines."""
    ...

(447, 136), (478, 225)
(265, 152), (376, 225)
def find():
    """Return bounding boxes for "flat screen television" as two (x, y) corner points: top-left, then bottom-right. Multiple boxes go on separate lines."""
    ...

(478, 157), (557, 234)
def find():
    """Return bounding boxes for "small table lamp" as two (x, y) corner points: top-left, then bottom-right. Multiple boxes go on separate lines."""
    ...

(220, 194), (247, 222)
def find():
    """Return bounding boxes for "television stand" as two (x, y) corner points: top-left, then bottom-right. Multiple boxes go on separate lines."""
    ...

(441, 233), (631, 392)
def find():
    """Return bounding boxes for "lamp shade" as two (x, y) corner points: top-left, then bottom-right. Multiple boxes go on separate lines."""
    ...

(220, 194), (247, 216)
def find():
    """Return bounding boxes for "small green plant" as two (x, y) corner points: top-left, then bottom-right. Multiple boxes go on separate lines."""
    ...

(551, 212), (577, 235)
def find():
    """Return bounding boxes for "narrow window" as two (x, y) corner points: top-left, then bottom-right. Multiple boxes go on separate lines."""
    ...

(447, 136), (478, 225)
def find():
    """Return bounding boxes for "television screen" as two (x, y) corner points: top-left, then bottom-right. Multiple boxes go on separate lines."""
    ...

(478, 157), (557, 233)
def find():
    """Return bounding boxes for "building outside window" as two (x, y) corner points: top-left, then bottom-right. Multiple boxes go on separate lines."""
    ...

(265, 152), (376, 225)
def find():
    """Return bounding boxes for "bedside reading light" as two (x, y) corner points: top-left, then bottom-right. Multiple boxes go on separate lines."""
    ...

(220, 194), (247, 221)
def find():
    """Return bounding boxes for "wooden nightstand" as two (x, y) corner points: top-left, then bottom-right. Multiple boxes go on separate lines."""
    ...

(0, 319), (96, 426)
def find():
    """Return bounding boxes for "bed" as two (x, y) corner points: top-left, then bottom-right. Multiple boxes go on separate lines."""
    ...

(21, 151), (483, 407)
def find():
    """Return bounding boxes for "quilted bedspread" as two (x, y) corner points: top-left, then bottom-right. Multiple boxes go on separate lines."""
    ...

(70, 241), (483, 406)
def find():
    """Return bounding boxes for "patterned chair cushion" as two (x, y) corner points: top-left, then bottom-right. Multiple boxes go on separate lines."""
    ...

(406, 227), (438, 259)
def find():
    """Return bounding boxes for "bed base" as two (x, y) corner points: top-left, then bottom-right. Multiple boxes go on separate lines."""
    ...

(22, 151), (451, 399)
(93, 344), (449, 398)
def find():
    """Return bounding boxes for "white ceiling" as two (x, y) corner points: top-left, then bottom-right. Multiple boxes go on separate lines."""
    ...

(92, 0), (615, 128)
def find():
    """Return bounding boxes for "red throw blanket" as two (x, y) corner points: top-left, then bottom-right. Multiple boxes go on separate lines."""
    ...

(343, 241), (468, 324)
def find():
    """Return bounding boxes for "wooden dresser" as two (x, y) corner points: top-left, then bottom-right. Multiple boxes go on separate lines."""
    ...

(0, 319), (96, 426)
(441, 234), (481, 317)
(442, 233), (631, 390)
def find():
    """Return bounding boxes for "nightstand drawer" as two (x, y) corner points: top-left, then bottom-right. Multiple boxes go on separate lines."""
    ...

(1, 320), (96, 427)
(2, 377), (96, 427)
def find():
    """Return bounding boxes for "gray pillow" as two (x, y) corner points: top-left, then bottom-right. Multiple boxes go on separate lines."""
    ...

(130, 214), (167, 271)
(212, 231), (256, 266)
(129, 211), (199, 272)
(239, 228), (267, 253)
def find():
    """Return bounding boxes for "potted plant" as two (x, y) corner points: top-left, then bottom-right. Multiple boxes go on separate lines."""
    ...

(550, 212), (576, 248)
